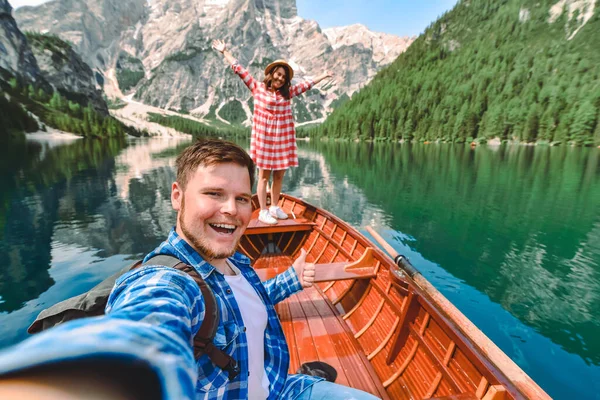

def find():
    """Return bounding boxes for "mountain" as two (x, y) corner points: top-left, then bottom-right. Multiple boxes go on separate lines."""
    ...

(25, 32), (108, 115)
(323, 24), (412, 66)
(14, 0), (415, 125)
(0, 0), (139, 138)
(1, 0), (106, 114)
(306, 0), (600, 146)
(0, 0), (43, 84)
(1, 0), (47, 136)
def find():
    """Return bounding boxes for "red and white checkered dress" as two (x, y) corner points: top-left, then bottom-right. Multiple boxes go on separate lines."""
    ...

(232, 61), (314, 170)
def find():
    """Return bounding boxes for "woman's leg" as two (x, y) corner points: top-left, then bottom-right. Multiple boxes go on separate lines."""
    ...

(296, 381), (380, 400)
(257, 168), (271, 211)
(270, 169), (286, 207)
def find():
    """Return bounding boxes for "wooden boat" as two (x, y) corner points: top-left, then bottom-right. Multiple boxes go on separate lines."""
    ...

(240, 194), (550, 400)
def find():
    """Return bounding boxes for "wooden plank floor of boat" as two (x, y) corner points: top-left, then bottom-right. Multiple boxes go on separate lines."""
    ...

(255, 253), (390, 399)
(245, 209), (315, 235)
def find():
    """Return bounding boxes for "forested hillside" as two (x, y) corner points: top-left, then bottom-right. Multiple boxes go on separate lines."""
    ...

(306, 0), (600, 145)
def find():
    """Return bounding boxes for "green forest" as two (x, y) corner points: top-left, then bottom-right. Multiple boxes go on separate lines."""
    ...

(303, 0), (600, 145)
(116, 52), (145, 92)
(147, 112), (247, 137)
(218, 100), (247, 125)
(1, 77), (139, 140)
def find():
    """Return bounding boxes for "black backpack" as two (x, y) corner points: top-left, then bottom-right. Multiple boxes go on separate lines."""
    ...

(28, 255), (240, 380)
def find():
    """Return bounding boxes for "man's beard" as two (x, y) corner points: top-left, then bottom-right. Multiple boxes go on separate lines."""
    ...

(179, 196), (240, 261)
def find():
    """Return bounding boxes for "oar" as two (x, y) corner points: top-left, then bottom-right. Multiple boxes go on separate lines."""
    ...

(365, 226), (421, 279)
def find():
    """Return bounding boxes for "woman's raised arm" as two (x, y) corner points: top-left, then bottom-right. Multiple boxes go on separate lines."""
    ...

(290, 70), (334, 98)
(313, 71), (334, 86)
(212, 39), (237, 65)
(213, 39), (258, 92)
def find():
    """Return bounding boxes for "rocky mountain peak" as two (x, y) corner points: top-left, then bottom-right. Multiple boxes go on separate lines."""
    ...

(25, 32), (108, 115)
(15, 0), (147, 71)
(1, 0), (10, 14)
(0, 0), (43, 83)
(252, 0), (298, 19)
(323, 24), (416, 64)
(14, 0), (415, 126)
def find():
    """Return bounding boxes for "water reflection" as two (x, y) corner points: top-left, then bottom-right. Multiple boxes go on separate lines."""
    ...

(298, 141), (600, 398)
(0, 137), (598, 399)
(286, 147), (392, 228)
(0, 138), (126, 313)
(302, 141), (600, 365)
(0, 136), (190, 346)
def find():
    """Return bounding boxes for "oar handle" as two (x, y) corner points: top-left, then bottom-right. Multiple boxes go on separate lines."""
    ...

(365, 226), (421, 278)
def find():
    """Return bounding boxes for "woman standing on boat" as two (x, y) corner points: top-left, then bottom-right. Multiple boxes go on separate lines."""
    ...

(213, 39), (333, 225)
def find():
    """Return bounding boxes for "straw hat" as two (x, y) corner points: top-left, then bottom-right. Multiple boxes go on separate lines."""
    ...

(265, 59), (294, 80)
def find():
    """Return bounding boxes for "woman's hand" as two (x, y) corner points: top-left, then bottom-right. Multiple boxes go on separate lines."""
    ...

(314, 70), (334, 85)
(212, 39), (226, 53)
(212, 40), (236, 65)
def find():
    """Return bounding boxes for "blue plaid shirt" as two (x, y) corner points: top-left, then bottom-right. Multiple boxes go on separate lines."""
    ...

(0, 229), (320, 399)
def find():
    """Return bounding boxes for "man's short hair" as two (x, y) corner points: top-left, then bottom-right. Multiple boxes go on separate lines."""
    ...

(176, 138), (255, 190)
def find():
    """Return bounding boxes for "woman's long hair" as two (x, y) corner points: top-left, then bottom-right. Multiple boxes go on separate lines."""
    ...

(263, 67), (291, 99)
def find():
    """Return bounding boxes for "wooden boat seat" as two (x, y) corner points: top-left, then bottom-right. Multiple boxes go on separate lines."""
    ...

(430, 383), (506, 400)
(254, 248), (377, 282)
(245, 210), (316, 235)
(277, 285), (390, 399)
(251, 248), (387, 398)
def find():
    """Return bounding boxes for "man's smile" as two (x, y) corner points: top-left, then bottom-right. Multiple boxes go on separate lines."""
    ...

(209, 223), (237, 235)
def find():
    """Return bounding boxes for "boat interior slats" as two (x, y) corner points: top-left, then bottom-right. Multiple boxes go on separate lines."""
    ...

(293, 290), (351, 388)
(413, 303), (495, 393)
(252, 253), (294, 270)
(318, 272), (492, 399)
(276, 297), (299, 372)
(430, 394), (479, 400)
(276, 285), (390, 399)
(255, 261), (377, 283)
(448, 348), (481, 392)
(306, 287), (391, 399)
(240, 196), (526, 400)
(245, 218), (315, 235)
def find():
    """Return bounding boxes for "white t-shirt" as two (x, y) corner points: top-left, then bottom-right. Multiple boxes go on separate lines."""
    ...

(224, 262), (270, 400)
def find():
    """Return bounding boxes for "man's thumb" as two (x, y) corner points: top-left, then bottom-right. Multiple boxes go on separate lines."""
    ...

(299, 248), (307, 260)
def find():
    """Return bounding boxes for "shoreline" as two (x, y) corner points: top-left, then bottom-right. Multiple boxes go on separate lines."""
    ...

(312, 137), (599, 148)
(25, 130), (82, 142)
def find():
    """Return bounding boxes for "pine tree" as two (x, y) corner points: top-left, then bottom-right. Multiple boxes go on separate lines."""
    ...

(538, 109), (555, 141)
(570, 100), (597, 145)
(523, 105), (540, 143)
(453, 103), (468, 141)
(27, 84), (36, 99)
(49, 92), (63, 110)
(8, 78), (19, 90)
(594, 120), (600, 146)
(483, 105), (502, 139)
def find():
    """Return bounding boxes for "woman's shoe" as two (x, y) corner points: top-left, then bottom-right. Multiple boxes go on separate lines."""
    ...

(269, 206), (289, 220)
(259, 209), (278, 225)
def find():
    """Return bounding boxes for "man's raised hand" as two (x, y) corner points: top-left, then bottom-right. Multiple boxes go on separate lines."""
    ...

(292, 249), (315, 288)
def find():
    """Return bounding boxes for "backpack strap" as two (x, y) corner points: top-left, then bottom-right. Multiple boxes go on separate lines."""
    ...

(142, 256), (240, 381)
